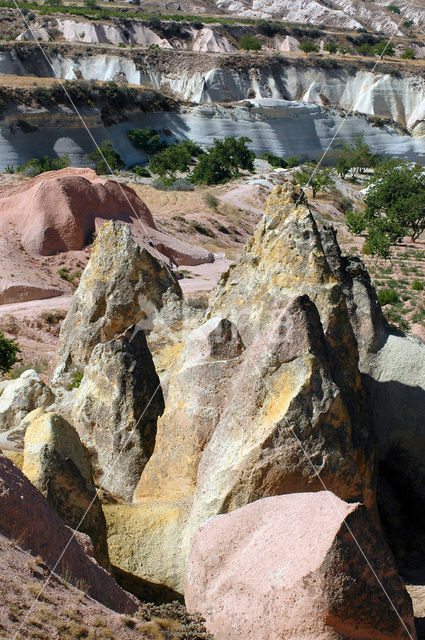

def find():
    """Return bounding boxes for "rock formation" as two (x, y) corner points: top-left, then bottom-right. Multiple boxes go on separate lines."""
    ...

(23, 410), (110, 568)
(0, 369), (54, 430)
(320, 225), (425, 572)
(0, 167), (213, 263)
(107, 182), (376, 592)
(52, 219), (182, 385)
(73, 327), (164, 501)
(0, 454), (138, 614)
(185, 492), (416, 640)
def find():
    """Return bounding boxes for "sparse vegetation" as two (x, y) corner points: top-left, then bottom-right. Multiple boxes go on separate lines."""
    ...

(57, 268), (81, 282)
(295, 164), (333, 197)
(70, 370), (84, 389)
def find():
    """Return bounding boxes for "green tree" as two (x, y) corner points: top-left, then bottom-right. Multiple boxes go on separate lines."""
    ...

(149, 143), (192, 185)
(238, 35), (262, 51)
(346, 209), (367, 235)
(88, 141), (125, 175)
(365, 161), (425, 242)
(295, 164), (333, 197)
(374, 40), (395, 57)
(191, 136), (255, 185)
(336, 133), (381, 178)
(387, 4), (400, 13)
(262, 152), (287, 168)
(299, 40), (319, 54)
(0, 332), (21, 376)
(401, 47), (415, 59)
(127, 127), (169, 155)
(323, 41), (337, 53)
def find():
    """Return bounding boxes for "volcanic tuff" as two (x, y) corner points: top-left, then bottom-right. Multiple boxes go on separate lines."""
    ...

(106, 181), (376, 591)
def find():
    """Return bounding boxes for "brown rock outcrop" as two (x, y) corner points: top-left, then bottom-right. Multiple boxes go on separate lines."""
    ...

(0, 167), (213, 267)
(73, 326), (164, 501)
(23, 410), (110, 568)
(185, 492), (416, 640)
(0, 454), (138, 613)
(52, 220), (182, 385)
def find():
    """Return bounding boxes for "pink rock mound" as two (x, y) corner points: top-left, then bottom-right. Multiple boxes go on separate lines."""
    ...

(0, 167), (213, 266)
(0, 455), (138, 614)
(0, 168), (154, 256)
(185, 492), (416, 640)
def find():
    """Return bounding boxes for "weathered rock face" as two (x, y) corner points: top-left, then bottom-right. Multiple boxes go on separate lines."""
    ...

(0, 455), (138, 613)
(73, 327), (164, 501)
(116, 182), (376, 592)
(0, 370), (54, 430)
(320, 225), (425, 571)
(23, 410), (109, 569)
(185, 492), (416, 640)
(52, 220), (182, 386)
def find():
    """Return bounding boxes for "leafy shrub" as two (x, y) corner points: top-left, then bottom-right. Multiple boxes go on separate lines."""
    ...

(127, 127), (168, 155)
(0, 331), (21, 375)
(295, 164), (333, 197)
(238, 35), (262, 51)
(286, 155), (300, 168)
(378, 288), (399, 306)
(387, 4), (400, 13)
(57, 268), (81, 282)
(346, 209), (367, 235)
(262, 152), (287, 168)
(323, 41), (337, 53)
(17, 154), (70, 177)
(132, 165), (151, 177)
(70, 370), (83, 389)
(191, 136), (255, 185)
(88, 141), (125, 175)
(168, 178), (195, 191)
(412, 279), (424, 291)
(149, 143), (192, 185)
(403, 19), (414, 29)
(299, 40), (319, 54)
(401, 47), (415, 59)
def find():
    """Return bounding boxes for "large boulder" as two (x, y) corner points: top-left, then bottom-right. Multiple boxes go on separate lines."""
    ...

(0, 454), (138, 613)
(52, 219), (182, 386)
(0, 167), (213, 267)
(320, 225), (425, 571)
(23, 410), (109, 568)
(0, 370), (54, 431)
(73, 327), (164, 501)
(185, 492), (416, 640)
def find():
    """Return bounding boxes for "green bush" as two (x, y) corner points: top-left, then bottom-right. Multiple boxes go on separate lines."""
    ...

(401, 47), (415, 59)
(238, 35), (262, 51)
(149, 143), (192, 185)
(286, 155), (300, 168)
(70, 370), (84, 389)
(127, 127), (168, 155)
(387, 4), (400, 13)
(346, 209), (367, 235)
(378, 288), (399, 306)
(17, 154), (70, 177)
(323, 41), (337, 53)
(132, 165), (151, 177)
(262, 152), (287, 168)
(191, 136), (255, 185)
(299, 40), (319, 54)
(412, 279), (424, 291)
(0, 331), (21, 375)
(88, 141), (125, 175)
